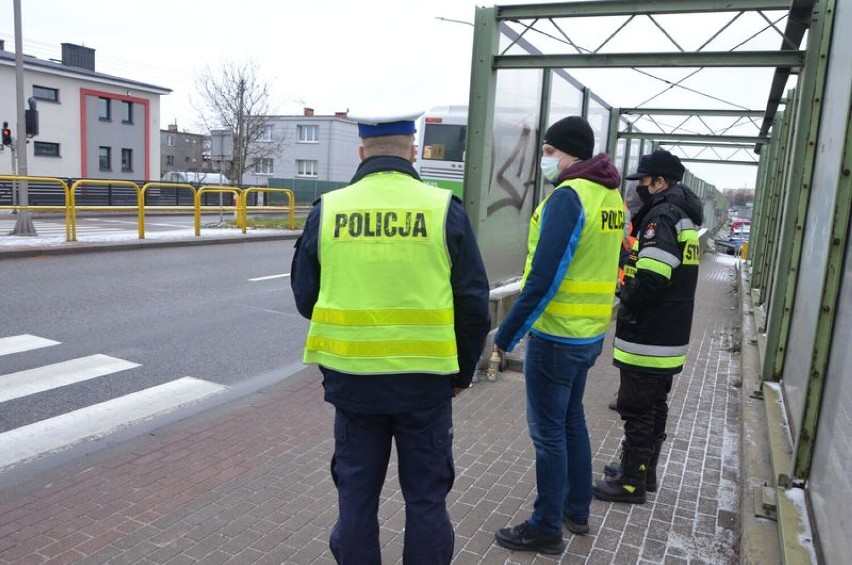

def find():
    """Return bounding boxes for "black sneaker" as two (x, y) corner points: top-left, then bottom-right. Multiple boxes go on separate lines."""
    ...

(563, 515), (590, 535)
(495, 520), (565, 554)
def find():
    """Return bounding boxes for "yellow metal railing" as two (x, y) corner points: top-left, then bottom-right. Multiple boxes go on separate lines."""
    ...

(138, 182), (198, 239)
(194, 186), (242, 236)
(240, 188), (296, 232)
(1, 176), (297, 242)
(0, 175), (73, 240)
(70, 179), (142, 241)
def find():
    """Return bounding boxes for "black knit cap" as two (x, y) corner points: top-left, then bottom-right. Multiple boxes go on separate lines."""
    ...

(543, 116), (595, 160)
(626, 149), (685, 181)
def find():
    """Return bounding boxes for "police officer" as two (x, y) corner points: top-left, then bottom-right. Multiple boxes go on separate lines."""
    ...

(593, 149), (704, 504)
(290, 109), (490, 565)
(493, 115), (625, 554)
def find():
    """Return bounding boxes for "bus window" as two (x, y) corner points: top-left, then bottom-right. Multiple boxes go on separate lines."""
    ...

(423, 124), (466, 162)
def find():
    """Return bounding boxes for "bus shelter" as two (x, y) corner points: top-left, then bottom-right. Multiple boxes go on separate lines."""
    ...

(464, 1), (850, 562)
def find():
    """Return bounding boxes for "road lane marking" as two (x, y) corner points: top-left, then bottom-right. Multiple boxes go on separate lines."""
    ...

(0, 355), (140, 403)
(0, 377), (229, 470)
(248, 273), (290, 282)
(0, 335), (60, 357)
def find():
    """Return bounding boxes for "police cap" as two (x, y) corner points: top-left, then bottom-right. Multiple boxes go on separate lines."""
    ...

(348, 109), (423, 138)
(626, 149), (685, 181)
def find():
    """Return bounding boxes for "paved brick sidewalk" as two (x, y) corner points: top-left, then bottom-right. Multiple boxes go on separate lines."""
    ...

(0, 253), (742, 564)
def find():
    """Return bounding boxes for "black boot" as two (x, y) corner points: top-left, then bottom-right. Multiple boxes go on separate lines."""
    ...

(646, 434), (666, 492)
(593, 446), (649, 504)
(605, 435), (666, 492)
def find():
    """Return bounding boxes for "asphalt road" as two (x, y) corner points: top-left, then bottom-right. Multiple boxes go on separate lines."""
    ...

(0, 240), (308, 434)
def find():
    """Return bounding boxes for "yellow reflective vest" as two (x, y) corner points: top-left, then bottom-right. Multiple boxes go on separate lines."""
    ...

(303, 171), (459, 375)
(522, 178), (625, 339)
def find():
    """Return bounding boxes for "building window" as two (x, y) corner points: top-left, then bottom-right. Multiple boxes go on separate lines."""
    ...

(33, 141), (60, 156)
(121, 148), (133, 172)
(296, 159), (318, 177)
(255, 158), (273, 175)
(121, 101), (133, 124)
(297, 124), (318, 143)
(258, 125), (273, 141)
(166, 135), (175, 147)
(166, 155), (174, 166)
(99, 146), (111, 171)
(98, 97), (111, 121)
(32, 85), (59, 103)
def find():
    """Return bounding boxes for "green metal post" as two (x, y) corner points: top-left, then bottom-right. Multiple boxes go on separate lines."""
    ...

(463, 6), (499, 231)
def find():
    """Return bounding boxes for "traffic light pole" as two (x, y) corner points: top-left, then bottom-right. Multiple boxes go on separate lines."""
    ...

(10, 0), (36, 236)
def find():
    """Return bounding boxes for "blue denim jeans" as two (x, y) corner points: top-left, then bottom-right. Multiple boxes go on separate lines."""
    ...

(524, 333), (603, 535)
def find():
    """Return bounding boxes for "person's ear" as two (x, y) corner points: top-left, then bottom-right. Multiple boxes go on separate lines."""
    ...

(358, 145), (367, 161)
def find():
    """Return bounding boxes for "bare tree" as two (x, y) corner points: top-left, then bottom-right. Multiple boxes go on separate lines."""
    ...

(192, 60), (287, 184)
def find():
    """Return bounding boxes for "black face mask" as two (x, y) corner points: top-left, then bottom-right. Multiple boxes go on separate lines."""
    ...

(636, 184), (651, 203)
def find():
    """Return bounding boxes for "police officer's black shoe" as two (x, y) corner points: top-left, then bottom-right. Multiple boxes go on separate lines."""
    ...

(495, 520), (565, 554)
(593, 472), (647, 504)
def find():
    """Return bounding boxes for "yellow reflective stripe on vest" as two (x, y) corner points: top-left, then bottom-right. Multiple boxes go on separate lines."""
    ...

(558, 279), (616, 294)
(306, 336), (457, 358)
(544, 302), (615, 318)
(311, 307), (454, 326)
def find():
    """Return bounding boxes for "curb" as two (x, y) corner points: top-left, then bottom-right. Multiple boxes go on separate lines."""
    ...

(0, 231), (300, 260)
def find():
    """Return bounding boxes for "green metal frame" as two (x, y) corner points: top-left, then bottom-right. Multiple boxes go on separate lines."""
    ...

(463, 7), (500, 227)
(762, 0), (835, 385)
(495, 0), (792, 18)
(493, 51), (805, 70)
(790, 0), (843, 480)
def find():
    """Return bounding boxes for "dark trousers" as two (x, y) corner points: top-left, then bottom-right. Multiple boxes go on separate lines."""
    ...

(329, 402), (455, 565)
(617, 369), (674, 456)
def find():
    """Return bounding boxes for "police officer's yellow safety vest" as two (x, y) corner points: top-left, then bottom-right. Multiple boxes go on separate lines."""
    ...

(304, 171), (459, 375)
(522, 178), (624, 339)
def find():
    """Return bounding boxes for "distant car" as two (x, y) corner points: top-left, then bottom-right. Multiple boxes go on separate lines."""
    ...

(161, 171), (230, 185)
(716, 225), (750, 255)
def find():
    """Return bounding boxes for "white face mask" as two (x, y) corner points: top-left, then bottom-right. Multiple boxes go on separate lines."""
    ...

(540, 156), (561, 182)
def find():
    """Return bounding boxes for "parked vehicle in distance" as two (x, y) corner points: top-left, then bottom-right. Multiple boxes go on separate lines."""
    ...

(161, 171), (230, 185)
(716, 224), (750, 255)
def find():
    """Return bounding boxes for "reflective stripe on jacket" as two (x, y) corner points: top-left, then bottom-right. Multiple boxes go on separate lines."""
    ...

(304, 171), (458, 375)
(522, 177), (624, 339)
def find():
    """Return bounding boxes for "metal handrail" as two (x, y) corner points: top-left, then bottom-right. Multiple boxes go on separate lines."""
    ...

(0, 175), (72, 240)
(240, 187), (295, 232)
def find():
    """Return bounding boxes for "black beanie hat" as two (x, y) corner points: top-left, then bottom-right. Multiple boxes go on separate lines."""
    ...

(543, 116), (595, 160)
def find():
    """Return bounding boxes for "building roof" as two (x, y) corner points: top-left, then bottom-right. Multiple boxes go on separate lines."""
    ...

(0, 48), (171, 95)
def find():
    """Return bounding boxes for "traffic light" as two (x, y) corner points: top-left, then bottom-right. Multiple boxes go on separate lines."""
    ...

(25, 110), (38, 137)
(1, 122), (11, 146)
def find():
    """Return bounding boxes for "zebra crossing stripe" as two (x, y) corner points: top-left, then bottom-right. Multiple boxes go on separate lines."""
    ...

(0, 335), (60, 356)
(0, 354), (140, 403)
(0, 377), (229, 470)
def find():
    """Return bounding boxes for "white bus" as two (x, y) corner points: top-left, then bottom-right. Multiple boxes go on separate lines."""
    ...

(416, 106), (467, 198)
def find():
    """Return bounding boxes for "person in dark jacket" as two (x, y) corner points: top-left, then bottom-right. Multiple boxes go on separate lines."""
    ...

(593, 149), (704, 505)
(493, 116), (625, 554)
(290, 109), (491, 565)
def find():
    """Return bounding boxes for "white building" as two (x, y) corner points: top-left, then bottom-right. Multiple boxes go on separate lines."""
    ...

(0, 41), (170, 180)
(241, 108), (361, 202)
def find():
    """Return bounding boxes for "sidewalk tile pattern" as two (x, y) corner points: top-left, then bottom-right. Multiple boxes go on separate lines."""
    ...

(0, 254), (741, 564)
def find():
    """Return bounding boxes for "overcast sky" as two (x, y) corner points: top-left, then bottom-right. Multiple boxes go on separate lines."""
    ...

(2, 0), (787, 188)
